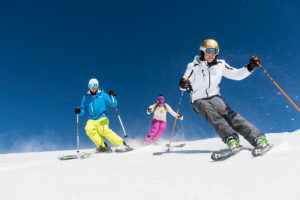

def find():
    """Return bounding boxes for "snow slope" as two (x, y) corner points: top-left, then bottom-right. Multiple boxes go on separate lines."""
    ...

(1, 130), (300, 200)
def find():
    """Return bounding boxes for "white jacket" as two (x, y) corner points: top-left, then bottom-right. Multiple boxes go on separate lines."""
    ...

(148, 103), (177, 122)
(183, 56), (251, 103)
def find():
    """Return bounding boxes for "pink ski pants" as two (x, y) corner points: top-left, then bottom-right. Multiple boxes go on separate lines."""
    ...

(143, 119), (167, 143)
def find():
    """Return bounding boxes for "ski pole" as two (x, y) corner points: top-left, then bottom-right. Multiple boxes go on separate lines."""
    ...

(76, 114), (80, 153)
(180, 119), (185, 145)
(255, 61), (300, 112)
(111, 96), (128, 138)
(148, 112), (152, 133)
(167, 89), (185, 152)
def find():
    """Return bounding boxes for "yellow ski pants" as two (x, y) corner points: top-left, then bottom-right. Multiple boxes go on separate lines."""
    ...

(85, 117), (124, 147)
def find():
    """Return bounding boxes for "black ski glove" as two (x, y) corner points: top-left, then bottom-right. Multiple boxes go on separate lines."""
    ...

(179, 78), (191, 90)
(75, 107), (81, 114)
(246, 56), (261, 72)
(147, 108), (152, 114)
(109, 90), (116, 96)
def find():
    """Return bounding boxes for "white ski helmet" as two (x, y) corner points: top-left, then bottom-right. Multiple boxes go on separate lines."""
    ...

(88, 78), (99, 88)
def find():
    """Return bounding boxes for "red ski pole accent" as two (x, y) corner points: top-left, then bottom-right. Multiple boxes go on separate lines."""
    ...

(256, 61), (300, 112)
(167, 89), (185, 152)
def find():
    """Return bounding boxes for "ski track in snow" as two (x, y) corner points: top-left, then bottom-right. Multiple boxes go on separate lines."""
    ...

(0, 130), (300, 200)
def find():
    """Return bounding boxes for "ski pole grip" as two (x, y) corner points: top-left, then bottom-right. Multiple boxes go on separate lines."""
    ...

(184, 78), (193, 92)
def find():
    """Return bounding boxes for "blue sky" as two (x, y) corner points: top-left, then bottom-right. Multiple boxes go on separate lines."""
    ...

(0, 0), (299, 153)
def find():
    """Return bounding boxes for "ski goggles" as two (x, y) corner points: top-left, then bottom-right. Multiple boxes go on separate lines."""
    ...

(88, 83), (98, 89)
(159, 101), (165, 104)
(200, 47), (219, 55)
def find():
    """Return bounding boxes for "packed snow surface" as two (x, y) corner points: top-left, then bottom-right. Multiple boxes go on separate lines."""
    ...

(1, 130), (300, 200)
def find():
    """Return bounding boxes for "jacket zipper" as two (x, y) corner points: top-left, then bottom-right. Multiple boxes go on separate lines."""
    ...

(90, 97), (94, 113)
(206, 70), (211, 98)
(202, 69), (210, 98)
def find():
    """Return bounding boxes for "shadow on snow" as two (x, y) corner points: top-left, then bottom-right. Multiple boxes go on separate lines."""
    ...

(153, 149), (214, 156)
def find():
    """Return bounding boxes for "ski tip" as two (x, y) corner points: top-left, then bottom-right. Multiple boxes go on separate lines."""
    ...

(58, 152), (92, 160)
(58, 155), (79, 161)
(211, 151), (222, 161)
(252, 144), (273, 157)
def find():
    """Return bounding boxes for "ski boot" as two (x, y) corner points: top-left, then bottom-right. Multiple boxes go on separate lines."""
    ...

(115, 141), (133, 152)
(255, 136), (269, 148)
(211, 137), (240, 161)
(226, 136), (240, 150)
(252, 136), (272, 156)
(96, 146), (112, 153)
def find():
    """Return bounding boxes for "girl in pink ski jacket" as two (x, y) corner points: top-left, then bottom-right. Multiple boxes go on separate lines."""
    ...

(142, 94), (183, 144)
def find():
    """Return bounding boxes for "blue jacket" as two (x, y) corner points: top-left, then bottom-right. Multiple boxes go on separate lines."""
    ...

(78, 90), (117, 120)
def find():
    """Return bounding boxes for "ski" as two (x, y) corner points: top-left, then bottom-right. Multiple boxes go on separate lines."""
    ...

(114, 146), (134, 153)
(142, 142), (160, 146)
(58, 152), (92, 161)
(252, 144), (273, 157)
(211, 146), (252, 161)
(58, 155), (79, 161)
(58, 147), (134, 160)
(165, 143), (186, 148)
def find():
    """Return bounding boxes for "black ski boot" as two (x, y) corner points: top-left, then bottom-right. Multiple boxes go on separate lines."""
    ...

(96, 146), (112, 153)
(96, 142), (112, 153)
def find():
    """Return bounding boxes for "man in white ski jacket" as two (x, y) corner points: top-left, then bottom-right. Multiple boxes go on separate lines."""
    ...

(183, 56), (251, 102)
(179, 39), (269, 150)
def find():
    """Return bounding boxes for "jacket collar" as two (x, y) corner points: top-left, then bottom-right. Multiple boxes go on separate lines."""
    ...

(194, 56), (219, 68)
(87, 89), (102, 97)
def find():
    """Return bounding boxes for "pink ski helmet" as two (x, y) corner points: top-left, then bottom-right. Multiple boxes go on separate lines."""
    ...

(157, 94), (165, 104)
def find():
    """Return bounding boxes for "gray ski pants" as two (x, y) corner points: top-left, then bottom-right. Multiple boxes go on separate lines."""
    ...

(192, 95), (264, 146)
